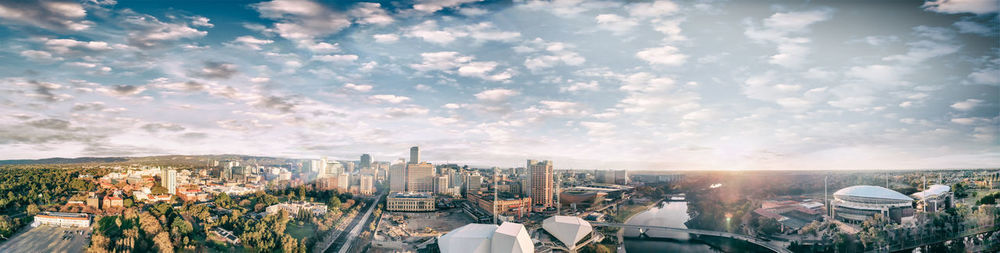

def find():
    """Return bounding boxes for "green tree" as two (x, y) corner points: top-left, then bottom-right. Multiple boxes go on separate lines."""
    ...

(26, 204), (40, 216)
(151, 186), (169, 195)
(328, 196), (341, 210)
(214, 193), (232, 208)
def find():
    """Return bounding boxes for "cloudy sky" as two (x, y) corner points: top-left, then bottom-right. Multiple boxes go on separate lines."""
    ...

(0, 0), (997, 170)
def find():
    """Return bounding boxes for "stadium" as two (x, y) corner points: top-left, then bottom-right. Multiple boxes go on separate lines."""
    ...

(832, 185), (915, 224)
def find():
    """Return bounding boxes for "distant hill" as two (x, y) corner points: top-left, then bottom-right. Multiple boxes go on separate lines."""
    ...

(0, 157), (129, 165)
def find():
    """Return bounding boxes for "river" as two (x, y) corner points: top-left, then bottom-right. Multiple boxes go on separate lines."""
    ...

(623, 201), (769, 253)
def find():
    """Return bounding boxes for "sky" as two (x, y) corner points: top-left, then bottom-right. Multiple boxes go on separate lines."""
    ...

(0, 0), (997, 170)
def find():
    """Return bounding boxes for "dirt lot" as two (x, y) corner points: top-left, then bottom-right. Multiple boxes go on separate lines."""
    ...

(393, 209), (474, 236)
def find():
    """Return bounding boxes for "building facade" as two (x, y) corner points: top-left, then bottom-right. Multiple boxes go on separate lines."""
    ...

(528, 160), (554, 207)
(387, 192), (436, 211)
(33, 212), (90, 228)
(407, 162), (435, 193)
(389, 159), (407, 192)
(833, 185), (914, 224)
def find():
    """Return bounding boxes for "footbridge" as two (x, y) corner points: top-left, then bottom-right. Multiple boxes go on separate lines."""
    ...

(591, 222), (792, 253)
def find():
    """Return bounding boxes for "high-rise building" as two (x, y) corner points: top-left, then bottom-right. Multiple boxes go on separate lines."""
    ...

(468, 174), (483, 194)
(409, 146), (420, 164)
(359, 175), (374, 195)
(360, 154), (372, 169)
(528, 160), (554, 207)
(389, 159), (407, 192)
(407, 162), (435, 192)
(164, 169), (177, 195)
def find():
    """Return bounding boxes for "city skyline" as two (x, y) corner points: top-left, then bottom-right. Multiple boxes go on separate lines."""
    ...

(0, 0), (997, 170)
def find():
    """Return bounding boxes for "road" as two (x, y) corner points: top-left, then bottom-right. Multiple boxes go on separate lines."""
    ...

(323, 190), (386, 253)
(592, 222), (792, 253)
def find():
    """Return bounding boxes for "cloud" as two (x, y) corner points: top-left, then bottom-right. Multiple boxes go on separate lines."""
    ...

(20, 50), (63, 61)
(561, 81), (599, 92)
(155, 80), (206, 92)
(744, 8), (834, 67)
(954, 20), (993, 35)
(231, 35), (273, 50)
(579, 121), (615, 137)
(349, 2), (393, 25)
(0, 0), (93, 31)
(636, 45), (687, 66)
(191, 61), (238, 79)
(373, 33), (399, 43)
(474, 89), (519, 102)
(522, 39), (586, 71)
(254, 95), (296, 113)
(384, 106), (429, 118)
(251, 0), (351, 51)
(626, 0), (680, 19)
(595, 14), (638, 34)
(123, 11), (208, 48)
(405, 20), (520, 45)
(191, 16), (212, 27)
(141, 123), (185, 133)
(22, 80), (72, 102)
(922, 0), (999, 15)
(344, 83), (373, 92)
(100, 85), (146, 96)
(370, 94), (411, 104)
(42, 38), (113, 54)
(412, 0), (483, 13)
(951, 99), (983, 111)
(410, 51), (513, 81)
(313, 54), (359, 63)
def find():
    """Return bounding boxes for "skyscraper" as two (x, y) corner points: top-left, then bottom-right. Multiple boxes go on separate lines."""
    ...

(389, 159), (407, 192)
(360, 154), (372, 169)
(409, 146), (420, 164)
(528, 160), (553, 207)
(165, 169), (177, 195)
(407, 162), (435, 192)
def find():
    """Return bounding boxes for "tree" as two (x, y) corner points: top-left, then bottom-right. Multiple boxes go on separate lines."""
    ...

(328, 196), (341, 210)
(153, 231), (173, 253)
(757, 216), (781, 235)
(214, 193), (232, 208)
(26, 204), (40, 216)
(151, 186), (169, 195)
(0, 215), (19, 239)
(171, 218), (193, 236)
(139, 213), (162, 235)
(123, 199), (134, 208)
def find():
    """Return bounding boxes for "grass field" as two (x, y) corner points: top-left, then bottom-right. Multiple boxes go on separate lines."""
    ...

(286, 221), (318, 241)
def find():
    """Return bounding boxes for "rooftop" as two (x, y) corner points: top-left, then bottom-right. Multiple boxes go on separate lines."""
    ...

(834, 185), (912, 201)
(911, 184), (951, 199)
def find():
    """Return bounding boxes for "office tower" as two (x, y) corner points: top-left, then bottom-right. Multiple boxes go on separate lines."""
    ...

(390, 159), (407, 192)
(359, 175), (374, 195)
(360, 154), (372, 169)
(614, 170), (629, 185)
(166, 169), (177, 195)
(468, 174), (483, 193)
(528, 160), (554, 207)
(345, 162), (355, 173)
(409, 146), (420, 164)
(407, 162), (435, 192)
(436, 175), (449, 195)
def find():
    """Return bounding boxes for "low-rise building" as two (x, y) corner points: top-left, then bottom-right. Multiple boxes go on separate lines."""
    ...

(386, 192), (435, 212)
(265, 202), (328, 218)
(469, 192), (531, 218)
(911, 184), (953, 212)
(32, 212), (90, 228)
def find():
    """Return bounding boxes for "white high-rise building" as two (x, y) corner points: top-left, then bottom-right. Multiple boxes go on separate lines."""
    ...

(165, 169), (177, 195)
(390, 159), (407, 192)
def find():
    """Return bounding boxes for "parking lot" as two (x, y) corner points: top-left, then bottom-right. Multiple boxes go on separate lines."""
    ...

(0, 226), (91, 253)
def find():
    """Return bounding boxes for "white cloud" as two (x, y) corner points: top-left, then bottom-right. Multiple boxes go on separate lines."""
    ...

(413, 0), (483, 13)
(744, 8), (834, 68)
(370, 94), (410, 104)
(968, 65), (1000, 85)
(405, 20), (463, 44)
(349, 2), (393, 25)
(636, 45), (687, 66)
(405, 20), (520, 45)
(561, 81), (599, 92)
(0, 1), (93, 31)
(922, 0), (999, 15)
(373, 33), (399, 43)
(474, 89), (519, 102)
(42, 38), (113, 54)
(521, 39), (586, 71)
(20, 50), (63, 61)
(123, 13), (208, 48)
(191, 16), (213, 27)
(626, 0), (679, 19)
(951, 117), (986, 125)
(579, 121), (615, 137)
(251, 0), (351, 51)
(344, 83), (373, 92)
(951, 99), (983, 111)
(410, 51), (512, 81)
(232, 36), (274, 50)
(847, 64), (908, 85)
(595, 14), (638, 34)
(313, 54), (359, 63)
(954, 20), (993, 35)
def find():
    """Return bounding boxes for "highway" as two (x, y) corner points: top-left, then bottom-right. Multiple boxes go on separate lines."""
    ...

(591, 222), (792, 253)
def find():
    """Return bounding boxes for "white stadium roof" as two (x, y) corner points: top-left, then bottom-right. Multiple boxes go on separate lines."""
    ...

(492, 222), (533, 253)
(439, 224), (498, 253)
(911, 184), (951, 199)
(542, 216), (593, 249)
(834, 185), (912, 201)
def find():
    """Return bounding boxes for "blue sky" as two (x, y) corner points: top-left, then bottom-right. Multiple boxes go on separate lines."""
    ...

(0, 0), (997, 170)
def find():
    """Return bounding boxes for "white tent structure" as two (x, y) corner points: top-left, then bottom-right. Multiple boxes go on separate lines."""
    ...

(542, 216), (593, 249)
(439, 224), (498, 253)
(492, 222), (533, 253)
(439, 223), (535, 253)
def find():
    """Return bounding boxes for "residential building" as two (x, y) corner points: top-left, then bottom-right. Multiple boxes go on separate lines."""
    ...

(528, 160), (554, 207)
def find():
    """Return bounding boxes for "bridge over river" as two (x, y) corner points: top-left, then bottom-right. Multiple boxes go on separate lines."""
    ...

(591, 222), (792, 253)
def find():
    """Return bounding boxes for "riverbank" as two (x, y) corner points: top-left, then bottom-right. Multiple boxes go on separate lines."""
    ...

(616, 198), (666, 243)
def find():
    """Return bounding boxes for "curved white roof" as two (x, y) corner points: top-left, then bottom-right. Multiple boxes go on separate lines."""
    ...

(542, 216), (592, 249)
(439, 224), (498, 253)
(492, 222), (534, 253)
(834, 185), (912, 201)
(911, 184), (950, 199)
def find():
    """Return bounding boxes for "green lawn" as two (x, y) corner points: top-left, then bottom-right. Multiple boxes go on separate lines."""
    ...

(286, 221), (318, 241)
